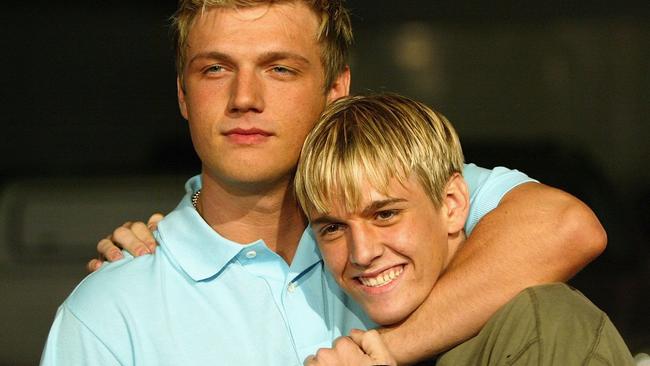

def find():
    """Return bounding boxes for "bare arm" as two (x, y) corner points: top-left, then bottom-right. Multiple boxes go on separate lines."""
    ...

(379, 182), (607, 364)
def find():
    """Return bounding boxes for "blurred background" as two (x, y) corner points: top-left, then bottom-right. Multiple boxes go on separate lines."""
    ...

(1, 1), (648, 364)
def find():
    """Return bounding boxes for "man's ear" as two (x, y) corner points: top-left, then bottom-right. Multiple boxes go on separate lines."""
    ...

(177, 77), (189, 120)
(443, 173), (470, 235)
(326, 66), (351, 104)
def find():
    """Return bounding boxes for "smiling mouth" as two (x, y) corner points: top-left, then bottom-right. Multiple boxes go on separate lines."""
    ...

(357, 265), (404, 288)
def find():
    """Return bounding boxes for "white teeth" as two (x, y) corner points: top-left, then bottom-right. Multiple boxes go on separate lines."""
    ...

(359, 266), (404, 287)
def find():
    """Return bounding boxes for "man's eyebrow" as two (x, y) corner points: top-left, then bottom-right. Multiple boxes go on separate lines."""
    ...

(360, 198), (406, 217)
(256, 51), (311, 66)
(188, 51), (235, 66)
(187, 51), (311, 67)
(309, 198), (407, 225)
(310, 215), (340, 226)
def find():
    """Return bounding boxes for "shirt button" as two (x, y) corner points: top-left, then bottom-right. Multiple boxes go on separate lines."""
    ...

(245, 250), (257, 259)
(287, 282), (297, 293)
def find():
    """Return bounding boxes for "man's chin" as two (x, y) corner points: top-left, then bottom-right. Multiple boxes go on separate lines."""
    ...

(364, 304), (413, 327)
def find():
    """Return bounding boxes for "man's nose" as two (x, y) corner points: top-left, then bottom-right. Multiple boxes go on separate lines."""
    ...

(227, 69), (264, 114)
(348, 225), (384, 267)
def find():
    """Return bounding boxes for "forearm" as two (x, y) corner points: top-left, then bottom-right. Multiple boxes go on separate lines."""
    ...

(380, 182), (607, 364)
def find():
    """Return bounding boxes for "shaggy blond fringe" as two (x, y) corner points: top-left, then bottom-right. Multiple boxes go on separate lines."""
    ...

(295, 93), (464, 216)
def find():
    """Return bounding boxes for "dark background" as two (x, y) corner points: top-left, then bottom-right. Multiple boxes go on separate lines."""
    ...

(1, 1), (648, 364)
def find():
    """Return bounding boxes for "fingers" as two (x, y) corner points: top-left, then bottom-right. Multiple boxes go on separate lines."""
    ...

(304, 336), (371, 366)
(112, 224), (152, 257)
(129, 221), (158, 253)
(97, 236), (124, 262)
(304, 346), (342, 366)
(86, 258), (104, 273)
(349, 329), (396, 366)
(89, 218), (158, 274)
(91, 213), (163, 270)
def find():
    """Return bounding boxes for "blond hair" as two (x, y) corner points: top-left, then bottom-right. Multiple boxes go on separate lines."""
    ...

(295, 93), (464, 216)
(171, 0), (353, 91)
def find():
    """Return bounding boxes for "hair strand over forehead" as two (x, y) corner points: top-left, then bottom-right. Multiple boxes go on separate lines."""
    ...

(295, 93), (465, 217)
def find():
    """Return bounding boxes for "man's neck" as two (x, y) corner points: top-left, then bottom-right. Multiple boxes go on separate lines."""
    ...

(444, 231), (467, 270)
(197, 172), (308, 264)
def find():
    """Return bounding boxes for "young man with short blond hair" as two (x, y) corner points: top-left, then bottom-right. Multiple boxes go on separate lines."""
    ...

(295, 93), (633, 365)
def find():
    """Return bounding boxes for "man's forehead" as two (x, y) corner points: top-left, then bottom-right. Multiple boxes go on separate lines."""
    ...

(192, 2), (319, 35)
(186, 3), (322, 58)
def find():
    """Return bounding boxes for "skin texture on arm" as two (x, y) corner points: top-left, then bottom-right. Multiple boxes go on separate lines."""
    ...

(379, 181), (607, 364)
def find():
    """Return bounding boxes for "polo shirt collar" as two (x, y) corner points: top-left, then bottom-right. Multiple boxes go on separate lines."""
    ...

(156, 175), (323, 282)
(289, 228), (322, 277)
(156, 176), (250, 281)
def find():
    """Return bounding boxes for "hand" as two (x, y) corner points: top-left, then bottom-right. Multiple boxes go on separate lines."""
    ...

(304, 329), (396, 366)
(86, 213), (164, 272)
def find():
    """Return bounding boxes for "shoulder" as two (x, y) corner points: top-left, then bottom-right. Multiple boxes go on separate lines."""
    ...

(46, 254), (173, 359)
(502, 283), (608, 347)
(63, 254), (168, 324)
(523, 283), (604, 323)
(463, 163), (536, 194)
(463, 163), (537, 233)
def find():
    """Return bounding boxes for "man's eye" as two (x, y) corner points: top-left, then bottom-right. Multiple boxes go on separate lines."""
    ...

(321, 223), (344, 235)
(271, 66), (294, 74)
(204, 65), (224, 74)
(375, 210), (398, 221)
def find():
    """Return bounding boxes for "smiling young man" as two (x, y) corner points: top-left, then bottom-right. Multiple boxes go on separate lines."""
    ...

(296, 94), (469, 330)
(296, 93), (634, 366)
(42, 1), (606, 365)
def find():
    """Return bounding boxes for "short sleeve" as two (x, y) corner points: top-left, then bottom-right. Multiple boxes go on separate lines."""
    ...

(463, 163), (538, 235)
(40, 304), (121, 366)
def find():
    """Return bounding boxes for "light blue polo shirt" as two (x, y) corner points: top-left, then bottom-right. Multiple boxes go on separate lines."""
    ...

(41, 164), (534, 365)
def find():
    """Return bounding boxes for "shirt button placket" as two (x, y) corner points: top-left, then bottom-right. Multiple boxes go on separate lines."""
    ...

(287, 282), (297, 293)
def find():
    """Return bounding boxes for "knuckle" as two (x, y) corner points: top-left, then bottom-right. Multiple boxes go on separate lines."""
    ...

(132, 222), (153, 238)
(131, 221), (147, 231)
(112, 226), (128, 239)
(113, 227), (137, 244)
(97, 238), (112, 251)
(314, 348), (328, 357)
(365, 329), (379, 337)
(333, 335), (352, 347)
